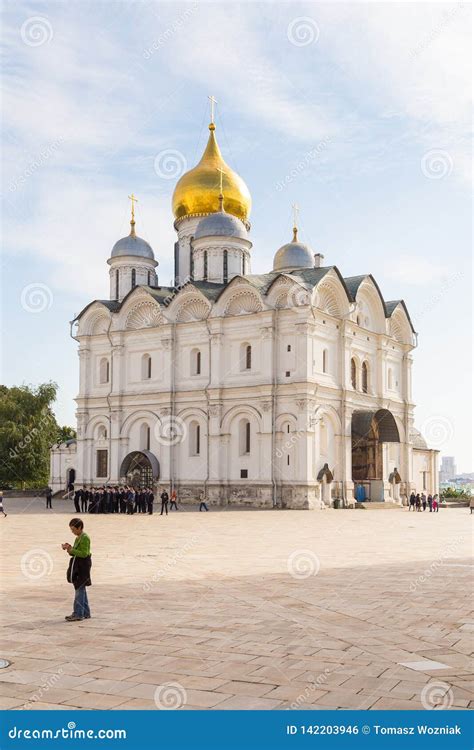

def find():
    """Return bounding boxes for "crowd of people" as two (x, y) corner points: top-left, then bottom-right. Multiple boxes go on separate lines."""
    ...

(64, 486), (210, 515)
(408, 492), (440, 512)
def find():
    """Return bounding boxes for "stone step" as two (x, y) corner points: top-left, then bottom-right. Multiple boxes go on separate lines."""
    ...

(354, 501), (402, 510)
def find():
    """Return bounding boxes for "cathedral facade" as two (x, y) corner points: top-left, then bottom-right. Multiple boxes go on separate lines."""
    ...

(50, 116), (438, 508)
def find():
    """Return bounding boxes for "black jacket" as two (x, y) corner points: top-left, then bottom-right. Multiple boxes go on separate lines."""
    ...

(67, 555), (92, 590)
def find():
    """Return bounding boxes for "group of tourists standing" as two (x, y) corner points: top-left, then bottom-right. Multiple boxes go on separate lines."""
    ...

(65, 485), (210, 515)
(409, 492), (439, 512)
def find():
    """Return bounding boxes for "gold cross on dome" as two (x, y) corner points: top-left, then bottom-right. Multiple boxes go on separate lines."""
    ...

(292, 203), (299, 230)
(208, 95), (217, 125)
(128, 193), (138, 222)
(217, 167), (226, 195)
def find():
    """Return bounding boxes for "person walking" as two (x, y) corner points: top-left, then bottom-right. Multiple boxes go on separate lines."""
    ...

(160, 488), (169, 516)
(470, 497), (474, 515)
(415, 493), (421, 512)
(45, 486), (53, 510)
(62, 518), (92, 622)
(428, 494), (433, 512)
(80, 487), (88, 513)
(170, 489), (178, 511)
(432, 495), (439, 513)
(0, 491), (7, 518)
(421, 492), (427, 512)
(409, 492), (416, 511)
(199, 490), (209, 512)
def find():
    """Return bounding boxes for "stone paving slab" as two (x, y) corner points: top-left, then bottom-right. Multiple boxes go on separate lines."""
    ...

(0, 502), (473, 711)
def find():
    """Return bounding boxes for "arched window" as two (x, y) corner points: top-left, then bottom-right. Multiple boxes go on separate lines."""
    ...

(142, 354), (152, 380)
(131, 268), (136, 289)
(115, 269), (119, 300)
(190, 421), (201, 456)
(190, 238), (194, 280)
(322, 348), (328, 374)
(99, 358), (110, 384)
(140, 423), (151, 452)
(240, 343), (252, 371)
(203, 251), (208, 281)
(147, 270), (152, 286)
(388, 367), (393, 389)
(242, 254), (246, 275)
(350, 358), (357, 390)
(362, 361), (369, 393)
(191, 348), (201, 376)
(223, 249), (228, 284)
(239, 419), (251, 455)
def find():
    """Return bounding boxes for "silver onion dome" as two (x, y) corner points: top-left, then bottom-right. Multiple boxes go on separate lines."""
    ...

(273, 228), (313, 272)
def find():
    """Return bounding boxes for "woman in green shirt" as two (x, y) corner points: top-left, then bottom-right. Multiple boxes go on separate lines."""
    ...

(62, 518), (92, 621)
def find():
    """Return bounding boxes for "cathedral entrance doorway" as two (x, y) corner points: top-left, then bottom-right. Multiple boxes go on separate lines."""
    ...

(351, 410), (400, 501)
(119, 451), (160, 488)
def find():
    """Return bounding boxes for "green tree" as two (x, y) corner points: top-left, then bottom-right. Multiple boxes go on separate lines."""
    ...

(0, 382), (74, 488)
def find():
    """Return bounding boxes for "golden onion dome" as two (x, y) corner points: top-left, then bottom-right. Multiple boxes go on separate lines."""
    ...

(172, 123), (251, 223)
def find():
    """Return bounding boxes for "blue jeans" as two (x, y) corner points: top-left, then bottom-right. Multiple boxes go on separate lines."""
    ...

(73, 585), (90, 618)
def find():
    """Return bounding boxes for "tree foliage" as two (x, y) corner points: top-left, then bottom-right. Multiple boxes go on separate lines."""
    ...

(0, 382), (75, 488)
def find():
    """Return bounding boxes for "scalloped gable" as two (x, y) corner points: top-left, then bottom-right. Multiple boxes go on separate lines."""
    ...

(344, 274), (387, 315)
(386, 299), (416, 334)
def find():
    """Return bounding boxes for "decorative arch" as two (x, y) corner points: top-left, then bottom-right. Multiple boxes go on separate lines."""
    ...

(85, 415), (110, 440)
(175, 297), (210, 322)
(313, 272), (350, 318)
(221, 404), (263, 433)
(390, 307), (414, 344)
(120, 409), (161, 438)
(224, 290), (264, 316)
(125, 301), (162, 330)
(355, 279), (386, 333)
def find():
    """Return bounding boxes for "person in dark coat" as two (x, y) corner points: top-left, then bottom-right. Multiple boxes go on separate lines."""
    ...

(127, 487), (135, 515)
(119, 488), (126, 514)
(80, 487), (88, 513)
(147, 488), (154, 515)
(160, 488), (169, 516)
(409, 492), (416, 511)
(62, 517), (92, 621)
(428, 494), (433, 512)
(45, 486), (53, 509)
(73, 488), (82, 513)
(415, 493), (421, 512)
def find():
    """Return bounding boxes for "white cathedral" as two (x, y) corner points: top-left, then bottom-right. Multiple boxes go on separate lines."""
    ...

(50, 111), (439, 508)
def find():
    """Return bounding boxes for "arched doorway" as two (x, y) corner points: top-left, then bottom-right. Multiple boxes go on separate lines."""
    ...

(351, 409), (400, 501)
(66, 468), (76, 487)
(119, 451), (160, 488)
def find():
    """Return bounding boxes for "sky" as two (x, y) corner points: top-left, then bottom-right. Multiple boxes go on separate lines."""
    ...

(1, 1), (472, 471)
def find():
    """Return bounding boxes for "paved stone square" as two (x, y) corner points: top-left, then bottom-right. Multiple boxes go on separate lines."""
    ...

(0, 500), (472, 711)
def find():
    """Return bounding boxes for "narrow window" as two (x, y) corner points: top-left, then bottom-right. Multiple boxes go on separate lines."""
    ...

(99, 358), (109, 384)
(351, 358), (357, 389)
(242, 254), (245, 275)
(203, 251), (208, 281)
(142, 354), (151, 380)
(223, 249), (228, 284)
(246, 344), (251, 370)
(96, 449), (108, 478)
(245, 421), (251, 454)
(131, 268), (136, 289)
(196, 424), (200, 455)
(190, 238), (194, 280)
(287, 344), (291, 352)
(147, 270), (152, 286)
(148, 356), (152, 379)
(362, 361), (368, 393)
(388, 367), (393, 389)
(240, 419), (251, 455)
(196, 351), (201, 375)
(323, 348), (328, 373)
(191, 349), (201, 376)
(115, 269), (119, 300)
